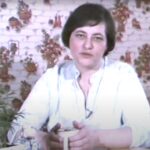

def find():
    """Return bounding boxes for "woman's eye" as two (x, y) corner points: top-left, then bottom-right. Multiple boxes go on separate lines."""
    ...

(75, 33), (85, 39)
(93, 36), (103, 41)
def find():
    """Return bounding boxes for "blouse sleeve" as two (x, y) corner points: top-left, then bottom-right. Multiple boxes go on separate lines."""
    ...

(118, 64), (150, 147)
(7, 68), (56, 145)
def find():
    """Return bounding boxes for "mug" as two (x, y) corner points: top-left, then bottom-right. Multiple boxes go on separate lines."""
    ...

(58, 128), (78, 150)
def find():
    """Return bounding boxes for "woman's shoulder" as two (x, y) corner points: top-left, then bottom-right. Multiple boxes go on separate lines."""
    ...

(43, 60), (74, 77)
(106, 58), (137, 74)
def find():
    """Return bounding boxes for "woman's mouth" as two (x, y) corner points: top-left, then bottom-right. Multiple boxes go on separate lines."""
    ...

(80, 52), (93, 58)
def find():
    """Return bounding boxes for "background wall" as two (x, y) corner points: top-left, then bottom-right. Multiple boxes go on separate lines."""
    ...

(0, 0), (150, 110)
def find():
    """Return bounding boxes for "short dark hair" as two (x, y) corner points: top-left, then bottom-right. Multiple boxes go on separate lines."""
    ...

(62, 3), (116, 56)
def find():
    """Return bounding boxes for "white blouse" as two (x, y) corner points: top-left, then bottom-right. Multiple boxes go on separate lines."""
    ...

(7, 58), (150, 148)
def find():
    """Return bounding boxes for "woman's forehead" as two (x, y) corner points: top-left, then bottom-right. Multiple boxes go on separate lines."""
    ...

(73, 23), (106, 35)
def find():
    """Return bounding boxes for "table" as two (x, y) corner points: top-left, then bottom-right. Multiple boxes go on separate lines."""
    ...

(0, 146), (149, 150)
(111, 148), (150, 150)
(0, 145), (26, 150)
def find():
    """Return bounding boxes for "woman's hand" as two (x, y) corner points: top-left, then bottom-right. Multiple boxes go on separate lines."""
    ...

(69, 121), (132, 150)
(48, 123), (64, 150)
(32, 123), (64, 150)
(69, 121), (100, 150)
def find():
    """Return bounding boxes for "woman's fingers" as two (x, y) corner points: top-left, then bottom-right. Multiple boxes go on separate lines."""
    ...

(51, 123), (61, 132)
(73, 121), (85, 129)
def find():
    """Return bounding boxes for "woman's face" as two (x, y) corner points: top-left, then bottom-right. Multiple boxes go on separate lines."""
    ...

(69, 23), (107, 70)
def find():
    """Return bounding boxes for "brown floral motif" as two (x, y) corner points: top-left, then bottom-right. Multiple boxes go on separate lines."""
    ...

(11, 98), (23, 111)
(0, 67), (14, 83)
(25, 61), (37, 73)
(20, 80), (32, 101)
(0, 47), (10, 65)
(136, 0), (150, 8)
(38, 29), (65, 68)
(18, 9), (32, 24)
(0, 45), (17, 82)
(9, 41), (19, 56)
(43, 0), (51, 4)
(8, 17), (22, 32)
(134, 44), (150, 82)
(116, 32), (123, 42)
(120, 51), (133, 64)
(112, 3), (131, 42)
(132, 18), (141, 29)
(22, 56), (38, 75)
(0, 65), (10, 82)
(7, 1), (31, 31)
(0, 2), (7, 9)
(53, 15), (62, 28)
(18, 0), (32, 24)
(64, 55), (72, 61)
(112, 3), (131, 25)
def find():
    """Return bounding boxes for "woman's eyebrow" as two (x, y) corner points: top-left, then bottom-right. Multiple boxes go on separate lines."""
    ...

(93, 33), (105, 37)
(74, 30), (105, 37)
(74, 30), (86, 34)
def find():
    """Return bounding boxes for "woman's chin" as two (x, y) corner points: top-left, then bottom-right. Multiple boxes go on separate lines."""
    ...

(79, 63), (97, 69)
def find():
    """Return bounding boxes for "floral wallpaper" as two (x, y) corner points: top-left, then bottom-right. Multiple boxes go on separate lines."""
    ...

(0, 0), (150, 112)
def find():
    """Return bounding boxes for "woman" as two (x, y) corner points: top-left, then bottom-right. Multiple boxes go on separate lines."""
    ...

(7, 3), (150, 150)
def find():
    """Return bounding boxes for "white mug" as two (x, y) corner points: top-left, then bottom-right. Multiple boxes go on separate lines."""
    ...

(58, 129), (78, 150)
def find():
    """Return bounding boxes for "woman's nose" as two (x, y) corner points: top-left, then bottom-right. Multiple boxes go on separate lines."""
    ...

(83, 38), (93, 50)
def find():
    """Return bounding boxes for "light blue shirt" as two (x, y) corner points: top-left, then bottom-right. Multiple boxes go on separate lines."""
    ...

(8, 57), (150, 147)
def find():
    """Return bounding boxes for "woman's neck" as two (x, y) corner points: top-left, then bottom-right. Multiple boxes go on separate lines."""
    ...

(77, 63), (101, 79)
(77, 67), (100, 99)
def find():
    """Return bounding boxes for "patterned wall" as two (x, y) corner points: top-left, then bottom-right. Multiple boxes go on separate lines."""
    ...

(0, 0), (150, 110)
